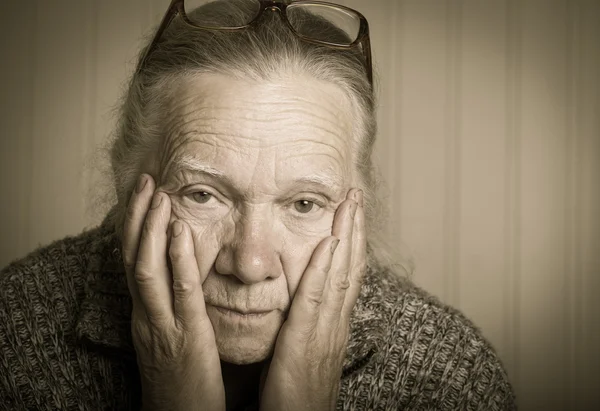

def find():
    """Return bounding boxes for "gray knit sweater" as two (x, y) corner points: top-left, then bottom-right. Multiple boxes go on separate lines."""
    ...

(0, 217), (516, 410)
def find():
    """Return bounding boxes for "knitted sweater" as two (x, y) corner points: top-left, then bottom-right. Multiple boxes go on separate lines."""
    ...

(0, 217), (517, 410)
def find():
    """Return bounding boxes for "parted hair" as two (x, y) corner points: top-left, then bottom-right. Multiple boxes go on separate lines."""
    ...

(106, 0), (412, 275)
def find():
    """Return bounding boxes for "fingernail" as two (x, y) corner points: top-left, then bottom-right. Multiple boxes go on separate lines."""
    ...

(151, 193), (163, 209)
(172, 220), (183, 237)
(331, 238), (340, 253)
(136, 174), (148, 193)
(354, 189), (364, 207)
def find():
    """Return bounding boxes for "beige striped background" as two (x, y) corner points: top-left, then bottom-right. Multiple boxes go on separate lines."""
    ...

(1, 1), (599, 409)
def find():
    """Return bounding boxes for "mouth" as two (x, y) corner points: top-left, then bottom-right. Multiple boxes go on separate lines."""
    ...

(212, 305), (273, 319)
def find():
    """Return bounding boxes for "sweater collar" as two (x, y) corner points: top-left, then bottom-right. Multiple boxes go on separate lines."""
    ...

(75, 221), (387, 378)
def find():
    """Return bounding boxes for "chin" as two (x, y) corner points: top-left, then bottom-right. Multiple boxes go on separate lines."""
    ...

(206, 306), (284, 365)
(217, 339), (274, 364)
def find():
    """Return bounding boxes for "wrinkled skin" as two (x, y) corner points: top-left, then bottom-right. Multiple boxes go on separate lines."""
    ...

(123, 73), (367, 411)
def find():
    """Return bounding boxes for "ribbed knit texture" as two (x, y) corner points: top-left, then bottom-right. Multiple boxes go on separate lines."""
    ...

(0, 218), (517, 410)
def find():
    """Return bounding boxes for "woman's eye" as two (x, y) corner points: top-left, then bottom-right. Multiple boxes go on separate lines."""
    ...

(190, 191), (213, 204)
(294, 200), (316, 214)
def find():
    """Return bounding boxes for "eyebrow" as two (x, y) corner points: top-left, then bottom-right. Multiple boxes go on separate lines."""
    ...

(167, 154), (345, 196)
(291, 174), (344, 193)
(169, 155), (227, 179)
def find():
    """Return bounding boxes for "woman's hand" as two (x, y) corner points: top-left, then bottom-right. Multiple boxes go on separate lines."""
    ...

(259, 189), (367, 411)
(122, 174), (225, 411)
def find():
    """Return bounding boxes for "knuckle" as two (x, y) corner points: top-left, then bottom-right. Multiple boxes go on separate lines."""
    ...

(122, 252), (136, 271)
(134, 262), (154, 284)
(354, 259), (367, 272)
(304, 291), (323, 309)
(172, 278), (197, 296)
(332, 272), (351, 291)
(168, 243), (188, 262)
(308, 261), (329, 277)
(145, 312), (170, 328)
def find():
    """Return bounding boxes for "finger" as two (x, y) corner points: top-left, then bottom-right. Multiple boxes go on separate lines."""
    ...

(134, 191), (174, 324)
(341, 190), (367, 319)
(286, 236), (339, 327)
(169, 220), (210, 332)
(320, 190), (359, 317)
(122, 174), (155, 313)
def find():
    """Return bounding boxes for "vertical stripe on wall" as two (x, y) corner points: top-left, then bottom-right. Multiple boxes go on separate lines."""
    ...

(395, 0), (449, 300)
(565, 0), (583, 408)
(82, 0), (98, 227)
(504, 0), (522, 395)
(579, 0), (600, 406)
(443, 0), (462, 307)
(0, 1), (36, 265)
(460, 0), (510, 366)
(30, 0), (92, 249)
(520, 0), (570, 408)
(386, 0), (400, 223)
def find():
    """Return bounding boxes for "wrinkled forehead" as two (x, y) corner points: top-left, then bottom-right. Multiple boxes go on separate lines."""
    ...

(156, 73), (357, 185)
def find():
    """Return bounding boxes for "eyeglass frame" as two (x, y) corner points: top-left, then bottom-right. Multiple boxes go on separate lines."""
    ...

(137, 0), (373, 87)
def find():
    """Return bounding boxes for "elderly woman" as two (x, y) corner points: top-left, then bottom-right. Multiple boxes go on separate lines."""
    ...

(0, 0), (515, 410)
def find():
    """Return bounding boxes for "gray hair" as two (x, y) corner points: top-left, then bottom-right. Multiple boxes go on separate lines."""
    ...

(106, 0), (413, 276)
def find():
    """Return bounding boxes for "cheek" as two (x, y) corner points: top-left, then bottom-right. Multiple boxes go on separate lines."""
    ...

(169, 198), (232, 279)
(279, 208), (337, 297)
(191, 220), (228, 282)
(280, 206), (335, 238)
(280, 230), (328, 299)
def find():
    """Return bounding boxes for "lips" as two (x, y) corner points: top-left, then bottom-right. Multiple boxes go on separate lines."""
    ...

(211, 305), (273, 315)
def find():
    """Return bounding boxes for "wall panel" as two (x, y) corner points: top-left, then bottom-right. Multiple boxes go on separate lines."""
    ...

(503, 0), (524, 394)
(0, 1), (36, 266)
(565, 0), (583, 407)
(579, 0), (600, 407)
(28, 0), (93, 250)
(458, 0), (508, 361)
(518, 1), (569, 408)
(394, 0), (450, 304)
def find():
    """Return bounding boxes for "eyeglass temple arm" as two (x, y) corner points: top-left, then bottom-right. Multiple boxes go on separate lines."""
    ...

(137, 0), (183, 73)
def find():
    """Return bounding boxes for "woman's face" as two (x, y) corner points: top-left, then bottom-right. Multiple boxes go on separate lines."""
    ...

(155, 73), (355, 364)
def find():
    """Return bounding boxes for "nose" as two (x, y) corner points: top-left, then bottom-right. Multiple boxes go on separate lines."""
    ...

(214, 210), (282, 284)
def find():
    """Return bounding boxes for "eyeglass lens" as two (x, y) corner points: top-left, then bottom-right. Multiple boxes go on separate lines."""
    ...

(184, 0), (361, 45)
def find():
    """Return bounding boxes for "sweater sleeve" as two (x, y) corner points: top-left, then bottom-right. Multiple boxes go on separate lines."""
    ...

(0, 255), (54, 410)
(379, 277), (518, 410)
(403, 308), (518, 410)
(0, 262), (24, 409)
(0, 234), (92, 410)
(454, 336), (517, 410)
